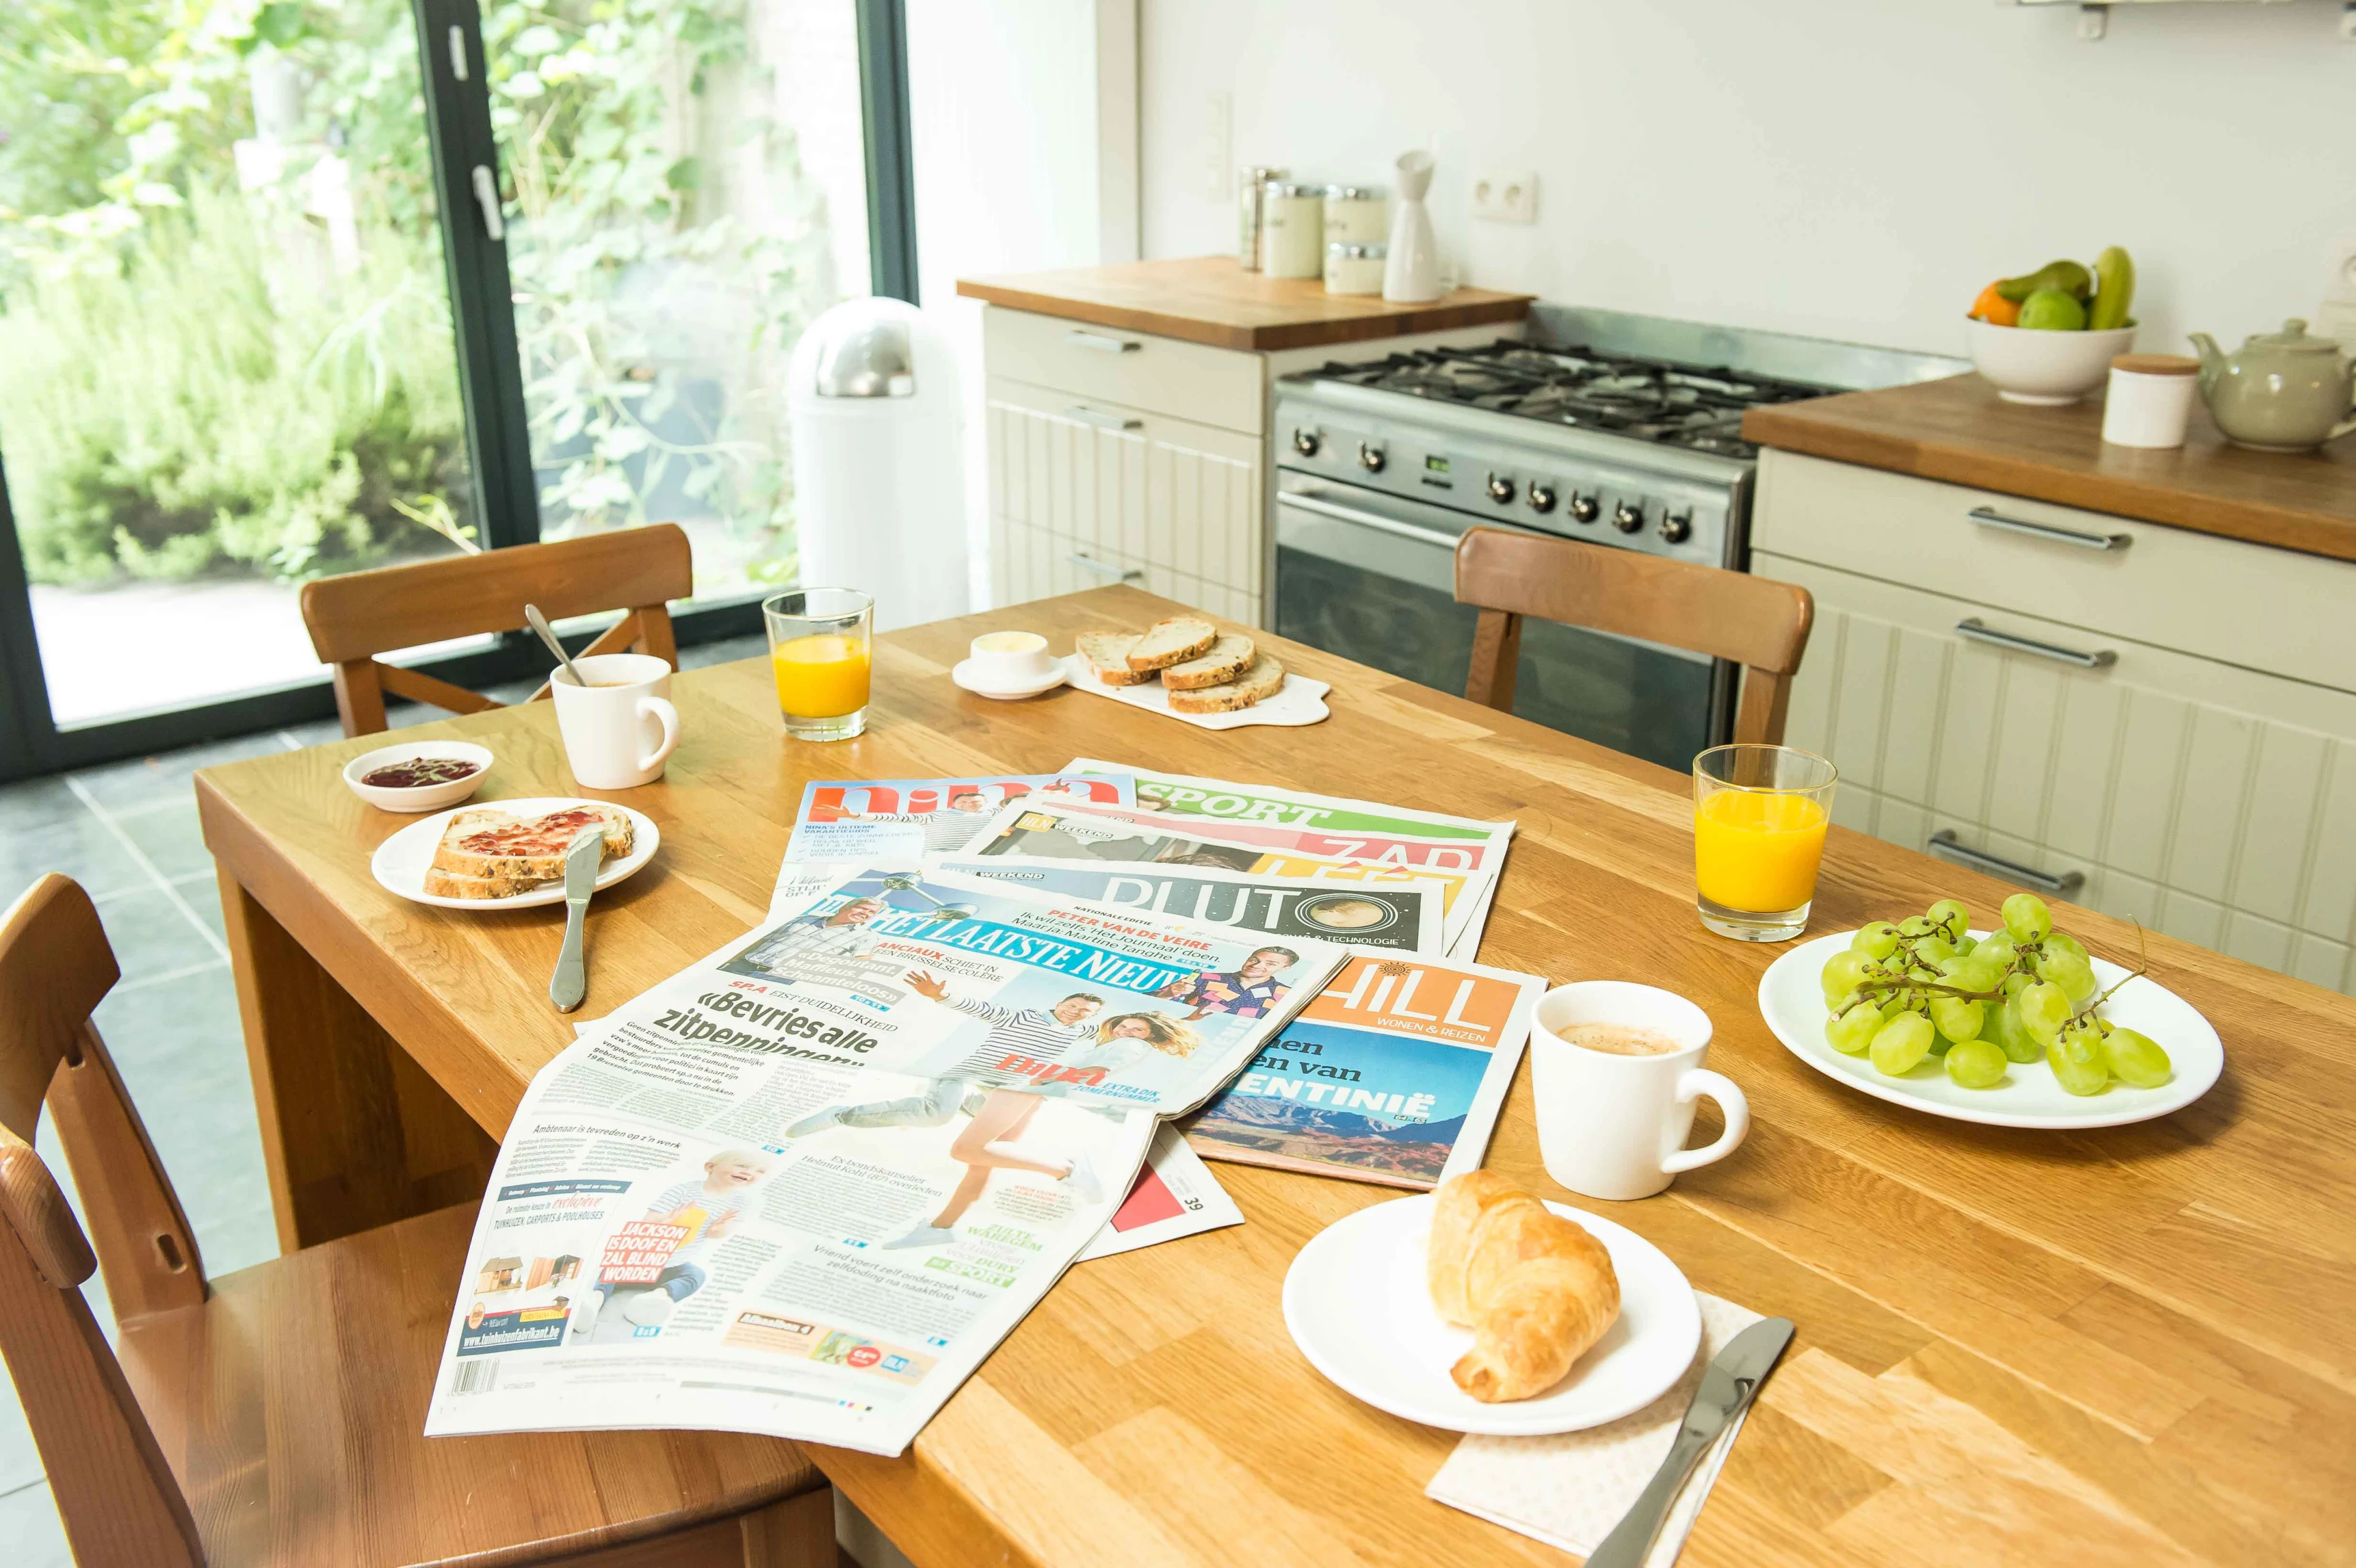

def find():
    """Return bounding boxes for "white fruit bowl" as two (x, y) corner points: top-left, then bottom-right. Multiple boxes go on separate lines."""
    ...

(1966, 318), (2136, 406)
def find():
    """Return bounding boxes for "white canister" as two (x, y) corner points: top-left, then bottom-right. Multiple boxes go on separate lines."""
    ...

(1322, 185), (1388, 246)
(1323, 241), (1387, 296)
(1261, 181), (1325, 279)
(2101, 354), (2200, 448)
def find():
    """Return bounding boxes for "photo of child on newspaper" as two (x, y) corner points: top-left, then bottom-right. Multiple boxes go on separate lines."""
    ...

(1158, 945), (1301, 1021)
(783, 977), (1201, 1251)
(728, 896), (889, 986)
(571, 1149), (773, 1337)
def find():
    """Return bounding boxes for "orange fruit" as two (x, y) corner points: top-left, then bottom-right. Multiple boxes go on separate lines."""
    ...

(1969, 282), (2020, 328)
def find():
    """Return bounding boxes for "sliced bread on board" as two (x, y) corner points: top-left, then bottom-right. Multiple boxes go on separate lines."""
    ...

(1166, 653), (1286, 715)
(1124, 616), (1218, 673)
(1077, 632), (1157, 686)
(1158, 633), (1257, 691)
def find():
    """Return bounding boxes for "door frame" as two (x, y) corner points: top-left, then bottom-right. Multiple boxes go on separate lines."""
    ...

(0, 0), (915, 782)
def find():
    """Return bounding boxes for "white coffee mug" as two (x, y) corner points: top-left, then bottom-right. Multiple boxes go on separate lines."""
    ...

(550, 653), (680, 789)
(1529, 981), (1750, 1201)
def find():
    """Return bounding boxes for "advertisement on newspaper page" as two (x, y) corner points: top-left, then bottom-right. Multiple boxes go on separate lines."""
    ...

(939, 853), (1450, 956)
(425, 866), (1341, 1456)
(1076, 1124), (1244, 1262)
(784, 772), (1135, 864)
(957, 797), (1493, 954)
(1062, 758), (1515, 954)
(1188, 953), (1542, 1191)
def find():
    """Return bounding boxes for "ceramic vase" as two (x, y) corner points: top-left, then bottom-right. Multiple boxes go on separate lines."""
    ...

(1382, 150), (1440, 304)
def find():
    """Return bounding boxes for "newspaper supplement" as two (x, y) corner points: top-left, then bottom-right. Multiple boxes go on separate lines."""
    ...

(1188, 953), (1542, 1191)
(959, 797), (1492, 953)
(425, 867), (1342, 1456)
(1063, 759), (1515, 954)
(940, 854), (1449, 956)
(785, 772), (1136, 863)
(1075, 1124), (1244, 1262)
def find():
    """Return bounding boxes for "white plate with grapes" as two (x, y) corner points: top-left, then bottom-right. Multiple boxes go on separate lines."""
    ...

(1757, 894), (2223, 1130)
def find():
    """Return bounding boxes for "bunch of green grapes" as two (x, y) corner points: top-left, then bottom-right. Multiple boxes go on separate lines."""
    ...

(1819, 892), (2170, 1094)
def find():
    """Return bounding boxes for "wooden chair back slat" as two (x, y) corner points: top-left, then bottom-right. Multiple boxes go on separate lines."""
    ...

(299, 525), (693, 737)
(1453, 528), (1814, 747)
(0, 876), (206, 1568)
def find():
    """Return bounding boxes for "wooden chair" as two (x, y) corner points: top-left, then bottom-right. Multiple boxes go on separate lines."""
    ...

(0, 874), (836, 1568)
(299, 525), (693, 737)
(1453, 526), (1815, 746)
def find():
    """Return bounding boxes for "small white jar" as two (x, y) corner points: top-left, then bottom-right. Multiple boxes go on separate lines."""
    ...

(1261, 181), (1325, 279)
(1322, 185), (1388, 246)
(1323, 240), (1387, 296)
(2101, 354), (2199, 449)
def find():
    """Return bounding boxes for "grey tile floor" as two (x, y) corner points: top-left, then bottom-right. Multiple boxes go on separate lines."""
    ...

(1, 634), (766, 1564)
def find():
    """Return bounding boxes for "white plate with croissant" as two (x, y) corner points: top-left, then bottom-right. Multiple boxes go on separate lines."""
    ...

(1283, 1174), (1701, 1435)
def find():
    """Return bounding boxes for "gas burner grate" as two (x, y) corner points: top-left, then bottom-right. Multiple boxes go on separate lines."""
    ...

(1303, 338), (1830, 455)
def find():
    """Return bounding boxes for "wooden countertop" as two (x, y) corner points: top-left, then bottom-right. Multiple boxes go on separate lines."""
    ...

(1743, 372), (2356, 563)
(199, 585), (2356, 1568)
(955, 254), (1532, 352)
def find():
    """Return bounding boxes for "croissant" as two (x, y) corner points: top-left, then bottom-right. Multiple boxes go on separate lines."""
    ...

(1427, 1170), (1620, 1402)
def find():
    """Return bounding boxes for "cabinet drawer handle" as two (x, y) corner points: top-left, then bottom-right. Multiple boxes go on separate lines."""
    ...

(1966, 506), (2131, 551)
(1927, 831), (2085, 897)
(1064, 404), (1143, 431)
(1068, 552), (1142, 582)
(1955, 618), (2117, 669)
(1066, 330), (1141, 354)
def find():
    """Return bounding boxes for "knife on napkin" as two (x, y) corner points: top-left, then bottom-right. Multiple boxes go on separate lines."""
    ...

(1584, 1316), (1794, 1568)
(549, 824), (606, 1012)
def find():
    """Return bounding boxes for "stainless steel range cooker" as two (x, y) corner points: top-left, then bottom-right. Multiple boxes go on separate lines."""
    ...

(1271, 306), (1960, 771)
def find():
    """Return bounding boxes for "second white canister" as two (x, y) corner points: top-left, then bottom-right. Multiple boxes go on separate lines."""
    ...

(1261, 180), (1326, 279)
(2100, 354), (2200, 449)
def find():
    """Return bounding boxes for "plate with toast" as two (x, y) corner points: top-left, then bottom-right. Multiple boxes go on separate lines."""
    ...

(1064, 615), (1330, 729)
(371, 797), (660, 910)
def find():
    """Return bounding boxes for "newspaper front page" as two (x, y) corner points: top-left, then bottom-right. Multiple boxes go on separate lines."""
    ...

(957, 797), (1494, 951)
(424, 866), (1344, 1456)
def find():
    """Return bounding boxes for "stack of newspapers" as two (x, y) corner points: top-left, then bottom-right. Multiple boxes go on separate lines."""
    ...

(426, 761), (1542, 1456)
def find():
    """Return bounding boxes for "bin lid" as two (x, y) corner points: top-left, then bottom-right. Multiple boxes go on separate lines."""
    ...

(810, 313), (915, 398)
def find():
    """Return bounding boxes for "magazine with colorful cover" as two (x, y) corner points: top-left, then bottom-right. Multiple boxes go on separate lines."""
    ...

(937, 853), (1450, 956)
(955, 797), (1490, 951)
(785, 772), (1135, 863)
(1060, 758), (1515, 954)
(1186, 952), (1541, 1191)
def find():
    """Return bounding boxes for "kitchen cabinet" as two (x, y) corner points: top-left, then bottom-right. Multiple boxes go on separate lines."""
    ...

(1754, 449), (2356, 996)
(967, 261), (1533, 630)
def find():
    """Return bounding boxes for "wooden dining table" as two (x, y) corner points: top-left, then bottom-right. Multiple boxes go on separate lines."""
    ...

(194, 584), (2356, 1567)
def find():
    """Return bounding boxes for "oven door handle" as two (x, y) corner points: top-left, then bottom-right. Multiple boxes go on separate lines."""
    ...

(1277, 490), (1463, 551)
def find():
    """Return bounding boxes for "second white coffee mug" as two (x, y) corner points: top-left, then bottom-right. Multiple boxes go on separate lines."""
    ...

(1529, 981), (1750, 1201)
(550, 653), (680, 789)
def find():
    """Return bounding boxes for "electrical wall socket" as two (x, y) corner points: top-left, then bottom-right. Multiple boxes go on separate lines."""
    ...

(2325, 233), (2356, 304)
(1471, 170), (1538, 225)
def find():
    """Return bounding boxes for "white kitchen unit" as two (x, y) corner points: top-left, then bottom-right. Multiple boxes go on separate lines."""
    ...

(971, 285), (1524, 626)
(1752, 448), (2356, 996)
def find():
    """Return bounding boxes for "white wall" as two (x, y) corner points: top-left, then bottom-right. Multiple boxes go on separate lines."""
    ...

(1141, 0), (2354, 356)
(908, 0), (1138, 602)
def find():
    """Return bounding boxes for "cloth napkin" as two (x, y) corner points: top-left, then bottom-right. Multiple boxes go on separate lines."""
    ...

(1425, 1293), (1764, 1565)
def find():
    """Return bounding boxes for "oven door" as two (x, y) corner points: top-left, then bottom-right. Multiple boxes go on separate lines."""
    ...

(1273, 475), (1727, 772)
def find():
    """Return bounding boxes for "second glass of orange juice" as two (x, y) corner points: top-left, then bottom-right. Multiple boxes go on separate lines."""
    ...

(762, 588), (873, 741)
(1692, 744), (1837, 941)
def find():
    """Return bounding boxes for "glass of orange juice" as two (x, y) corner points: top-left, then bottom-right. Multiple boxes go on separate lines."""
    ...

(762, 588), (873, 741)
(1692, 744), (1837, 942)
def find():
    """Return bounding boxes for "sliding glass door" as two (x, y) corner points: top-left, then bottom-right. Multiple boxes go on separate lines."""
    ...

(0, 0), (912, 780)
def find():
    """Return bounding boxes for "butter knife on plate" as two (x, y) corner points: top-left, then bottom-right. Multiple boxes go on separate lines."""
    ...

(549, 824), (606, 1012)
(1585, 1316), (1795, 1568)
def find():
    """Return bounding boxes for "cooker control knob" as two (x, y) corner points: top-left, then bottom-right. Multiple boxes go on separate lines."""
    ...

(1487, 474), (1516, 504)
(1658, 509), (1693, 544)
(1293, 428), (1321, 457)
(1568, 491), (1601, 523)
(1526, 482), (1557, 513)
(1612, 501), (1645, 534)
(1357, 442), (1385, 472)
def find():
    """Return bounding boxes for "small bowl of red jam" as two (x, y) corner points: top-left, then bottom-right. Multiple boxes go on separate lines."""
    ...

(342, 740), (495, 813)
